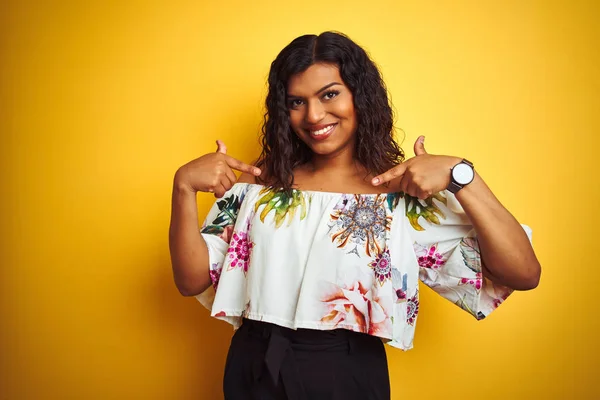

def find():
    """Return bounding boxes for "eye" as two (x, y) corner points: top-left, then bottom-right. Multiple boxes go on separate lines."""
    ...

(323, 90), (340, 100)
(288, 98), (304, 109)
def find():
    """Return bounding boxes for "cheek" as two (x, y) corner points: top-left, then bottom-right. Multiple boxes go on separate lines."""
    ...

(335, 97), (356, 120)
(288, 111), (304, 133)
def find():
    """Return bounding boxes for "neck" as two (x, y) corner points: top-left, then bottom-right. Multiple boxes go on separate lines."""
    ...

(306, 147), (364, 177)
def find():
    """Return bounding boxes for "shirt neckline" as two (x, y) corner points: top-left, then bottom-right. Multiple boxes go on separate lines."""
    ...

(236, 182), (403, 197)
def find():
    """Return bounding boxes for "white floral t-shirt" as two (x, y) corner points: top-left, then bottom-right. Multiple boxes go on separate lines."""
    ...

(197, 183), (529, 350)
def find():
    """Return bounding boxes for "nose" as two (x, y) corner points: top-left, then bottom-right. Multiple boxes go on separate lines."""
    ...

(305, 99), (326, 124)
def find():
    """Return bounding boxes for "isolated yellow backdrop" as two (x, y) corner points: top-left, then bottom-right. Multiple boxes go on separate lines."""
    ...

(1, 0), (598, 399)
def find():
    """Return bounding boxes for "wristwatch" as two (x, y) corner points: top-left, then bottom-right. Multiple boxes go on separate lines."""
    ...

(447, 159), (475, 194)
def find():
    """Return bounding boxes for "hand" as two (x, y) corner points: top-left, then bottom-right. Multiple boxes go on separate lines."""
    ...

(174, 140), (261, 198)
(371, 136), (461, 199)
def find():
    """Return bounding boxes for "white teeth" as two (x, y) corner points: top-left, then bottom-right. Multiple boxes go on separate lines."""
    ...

(311, 124), (335, 136)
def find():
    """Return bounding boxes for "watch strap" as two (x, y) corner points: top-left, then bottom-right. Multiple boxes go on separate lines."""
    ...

(447, 180), (463, 194)
(461, 158), (474, 168)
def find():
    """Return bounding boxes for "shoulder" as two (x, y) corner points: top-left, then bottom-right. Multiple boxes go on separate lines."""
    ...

(386, 176), (403, 193)
(236, 172), (257, 184)
(236, 158), (263, 184)
(237, 170), (273, 186)
(237, 160), (274, 186)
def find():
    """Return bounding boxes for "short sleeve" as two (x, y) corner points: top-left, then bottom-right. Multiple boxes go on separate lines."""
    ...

(405, 190), (530, 320)
(195, 184), (249, 310)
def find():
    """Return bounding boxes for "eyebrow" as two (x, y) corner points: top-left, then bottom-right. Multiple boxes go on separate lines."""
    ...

(287, 82), (342, 99)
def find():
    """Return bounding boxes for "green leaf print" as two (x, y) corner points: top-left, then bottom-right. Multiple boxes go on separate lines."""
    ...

(386, 192), (401, 212)
(254, 187), (310, 228)
(403, 192), (447, 231)
(201, 193), (242, 235)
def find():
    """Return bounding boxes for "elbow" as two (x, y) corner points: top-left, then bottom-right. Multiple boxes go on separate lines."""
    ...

(170, 258), (211, 297)
(514, 261), (542, 291)
(178, 285), (202, 297)
(525, 267), (542, 290)
(173, 275), (208, 297)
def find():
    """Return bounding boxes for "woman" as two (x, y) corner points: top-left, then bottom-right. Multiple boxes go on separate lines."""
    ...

(169, 31), (541, 399)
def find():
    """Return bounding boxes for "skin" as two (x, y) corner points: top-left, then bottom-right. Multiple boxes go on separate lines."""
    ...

(169, 62), (541, 296)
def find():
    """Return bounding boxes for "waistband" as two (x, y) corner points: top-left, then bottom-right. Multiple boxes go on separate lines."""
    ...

(237, 319), (363, 400)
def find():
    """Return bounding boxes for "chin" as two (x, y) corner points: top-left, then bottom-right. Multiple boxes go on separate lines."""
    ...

(306, 141), (341, 156)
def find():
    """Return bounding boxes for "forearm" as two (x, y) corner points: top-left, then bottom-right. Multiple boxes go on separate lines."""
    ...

(169, 180), (212, 296)
(455, 173), (541, 290)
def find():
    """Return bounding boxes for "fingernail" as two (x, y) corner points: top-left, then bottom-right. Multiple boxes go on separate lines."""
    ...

(254, 168), (261, 175)
(419, 136), (425, 143)
(372, 178), (380, 185)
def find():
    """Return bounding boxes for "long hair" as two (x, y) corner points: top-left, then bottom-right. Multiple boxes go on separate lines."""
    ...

(257, 31), (404, 191)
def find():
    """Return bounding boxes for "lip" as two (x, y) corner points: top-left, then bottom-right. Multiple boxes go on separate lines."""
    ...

(307, 123), (337, 141)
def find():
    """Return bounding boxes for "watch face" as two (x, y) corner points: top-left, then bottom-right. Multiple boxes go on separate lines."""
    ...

(453, 163), (475, 185)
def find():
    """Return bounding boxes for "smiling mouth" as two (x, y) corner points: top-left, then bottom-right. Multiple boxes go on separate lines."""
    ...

(308, 123), (337, 140)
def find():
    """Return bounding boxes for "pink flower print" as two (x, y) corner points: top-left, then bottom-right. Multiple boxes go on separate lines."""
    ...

(320, 280), (392, 337)
(396, 289), (407, 302)
(406, 291), (419, 325)
(477, 277), (513, 317)
(492, 290), (510, 309)
(460, 272), (482, 292)
(227, 231), (253, 274)
(209, 263), (222, 290)
(369, 249), (392, 285)
(415, 243), (447, 269)
(493, 298), (502, 308)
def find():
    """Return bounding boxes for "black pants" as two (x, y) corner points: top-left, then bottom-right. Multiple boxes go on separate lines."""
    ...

(223, 319), (391, 400)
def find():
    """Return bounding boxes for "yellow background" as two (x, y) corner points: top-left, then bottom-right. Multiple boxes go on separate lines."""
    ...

(1, 0), (598, 398)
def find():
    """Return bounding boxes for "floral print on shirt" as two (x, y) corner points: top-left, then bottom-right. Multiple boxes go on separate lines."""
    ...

(226, 216), (254, 275)
(330, 194), (392, 257)
(209, 263), (222, 290)
(404, 192), (447, 231)
(369, 248), (393, 285)
(414, 243), (448, 269)
(196, 183), (524, 351)
(254, 187), (310, 228)
(460, 237), (482, 273)
(406, 290), (420, 326)
(201, 190), (247, 243)
(392, 268), (408, 303)
(320, 279), (392, 336)
(457, 238), (483, 292)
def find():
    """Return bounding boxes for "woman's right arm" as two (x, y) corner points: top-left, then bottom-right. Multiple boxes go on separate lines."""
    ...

(168, 140), (261, 296)
(169, 179), (212, 296)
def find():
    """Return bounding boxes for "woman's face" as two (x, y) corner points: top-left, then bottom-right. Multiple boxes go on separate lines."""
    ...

(286, 63), (357, 159)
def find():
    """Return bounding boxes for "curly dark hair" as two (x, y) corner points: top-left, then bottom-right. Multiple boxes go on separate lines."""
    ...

(256, 31), (404, 191)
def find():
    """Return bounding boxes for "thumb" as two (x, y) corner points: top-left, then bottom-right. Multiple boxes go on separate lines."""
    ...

(414, 135), (427, 156)
(216, 140), (227, 154)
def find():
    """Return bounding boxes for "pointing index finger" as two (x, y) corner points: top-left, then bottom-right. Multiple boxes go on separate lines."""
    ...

(372, 163), (407, 186)
(224, 154), (261, 176)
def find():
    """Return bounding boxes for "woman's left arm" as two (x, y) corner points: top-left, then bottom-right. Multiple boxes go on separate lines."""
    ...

(454, 172), (541, 290)
(372, 136), (541, 291)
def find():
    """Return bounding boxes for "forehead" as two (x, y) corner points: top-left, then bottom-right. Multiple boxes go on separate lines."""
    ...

(287, 63), (343, 95)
